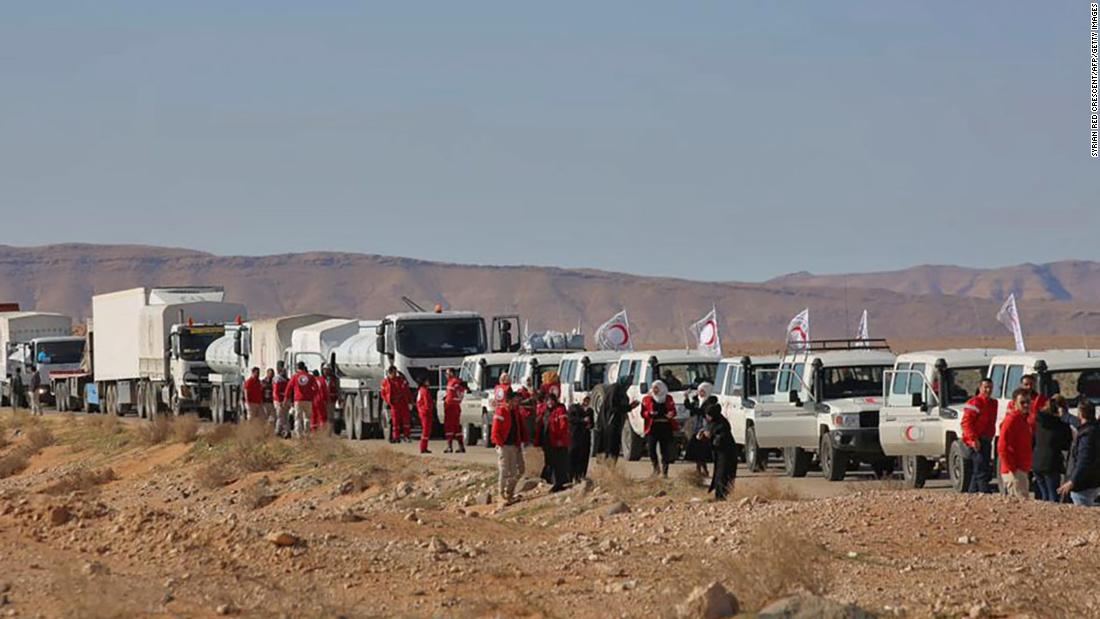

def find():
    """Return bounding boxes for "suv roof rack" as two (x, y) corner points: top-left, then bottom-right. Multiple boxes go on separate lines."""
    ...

(786, 338), (891, 353)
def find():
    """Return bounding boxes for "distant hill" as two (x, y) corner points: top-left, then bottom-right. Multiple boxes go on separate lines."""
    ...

(0, 244), (1098, 349)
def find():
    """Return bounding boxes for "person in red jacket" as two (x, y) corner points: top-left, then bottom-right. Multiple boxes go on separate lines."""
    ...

(961, 378), (998, 493)
(491, 389), (528, 505)
(1020, 374), (1049, 433)
(543, 392), (572, 492)
(242, 367), (263, 422)
(273, 361), (290, 437)
(381, 367), (413, 443)
(515, 377), (537, 446)
(998, 388), (1034, 497)
(642, 380), (679, 478)
(416, 378), (435, 454)
(286, 362), (317, 438)
(311, 370), (329, 432)
(443, 368), (467, 453)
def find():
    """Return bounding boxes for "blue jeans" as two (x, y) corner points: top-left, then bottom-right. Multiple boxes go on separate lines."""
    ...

(1034, 473), (1061, 502)
(968, 438), (994, 494)
(1070, 486), (1100, 506)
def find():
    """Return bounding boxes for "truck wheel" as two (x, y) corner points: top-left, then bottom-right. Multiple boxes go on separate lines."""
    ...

(212, 390), (224, 424)
(745, 427), (766, 472)
(344, 395), (357, 440)
(902, 455), (931, 489)
(819, 433), (848, 482)
(783, 447), (810, 478)
(623, 423), (645, 461)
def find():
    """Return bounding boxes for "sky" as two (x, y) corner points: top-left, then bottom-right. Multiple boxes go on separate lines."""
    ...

(0, 2), (1095, 281)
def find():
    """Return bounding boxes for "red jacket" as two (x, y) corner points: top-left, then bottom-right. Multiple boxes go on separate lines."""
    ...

(272, 374), (288, 402)
(444, 376), (466, 408)
(961, 394), (997, 446)
(545, 403), (570, 449)
(416, 385), (433, 417)
(243, 376), (264, 404)
(382, 375), (412, 409)
(539, 381), (561, 401)
(516, 386), (536, 418)
(1025, 391), (1049, 434)
(312, 375), (329, 412)
(641, 395), (678, 435)
(286, 370), (317, 402)
(998, 404), (1033, 474)
(491, 404), (528, 447)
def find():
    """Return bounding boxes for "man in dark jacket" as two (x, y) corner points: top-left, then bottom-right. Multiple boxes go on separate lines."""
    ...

(567, 396), (594, 481)
(1059, 400), (1100, 506)
(592, 376), (638, 461)
(1032, 396), (1072, 502)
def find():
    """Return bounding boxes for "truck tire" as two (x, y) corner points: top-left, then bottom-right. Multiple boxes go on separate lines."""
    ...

(344, 395), (357, 440)
(902, 455), (932, 489)
(137, 382), (148, 419)
(783, 446), (810, 478)
(623, 423), (645, 462)
(819, 433), (848, 482)
(745, 426), (766, 472)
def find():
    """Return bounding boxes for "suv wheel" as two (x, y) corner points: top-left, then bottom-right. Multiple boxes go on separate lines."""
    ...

(902, 455), (931, 489)
(819, 433), (848, 481)
(745, 427), (766, 472)
(783, 446), (810, 478)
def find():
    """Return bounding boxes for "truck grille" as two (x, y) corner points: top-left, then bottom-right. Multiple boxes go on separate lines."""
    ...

(859, 411), (879, 428)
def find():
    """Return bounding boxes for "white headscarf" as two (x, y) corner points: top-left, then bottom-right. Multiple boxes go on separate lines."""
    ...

(650, 380), (668, 401)
(696, 382), (713, 400)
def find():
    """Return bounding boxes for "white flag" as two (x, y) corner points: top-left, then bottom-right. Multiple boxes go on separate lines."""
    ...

(595, 310), (633, 352)
(690, 306), (721, 355)
(786, 308), (810, 350)
(996, 294), (1025, 352)
(856, 309), (869, 344)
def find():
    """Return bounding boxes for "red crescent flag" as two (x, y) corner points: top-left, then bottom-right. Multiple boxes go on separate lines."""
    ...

(596, 310), (633, 352)
(690, 306), (721, 355)
(787, 308), (810, 351)
(996, 294), (1026, 352)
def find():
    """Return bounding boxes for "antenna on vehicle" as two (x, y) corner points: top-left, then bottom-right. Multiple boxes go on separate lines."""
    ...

(401, 296), (426, 312)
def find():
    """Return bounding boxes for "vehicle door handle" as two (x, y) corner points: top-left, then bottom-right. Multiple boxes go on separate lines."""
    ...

(759, 411), (772, 417)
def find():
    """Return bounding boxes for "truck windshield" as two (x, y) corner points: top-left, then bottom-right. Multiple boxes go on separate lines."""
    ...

(653, 363), (717, 391)
(396, 319), (486, 358)
(820, 366), (886, 399)
(35, 340), (85, 364)
(179, 328), (225, 362)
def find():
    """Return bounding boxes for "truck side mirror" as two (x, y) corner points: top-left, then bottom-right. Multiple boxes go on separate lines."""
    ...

(788, 390), (801, 406)
(573, 381), (583, 391)
(233, 331), (243, 356)
(375, 334), (386, 354)
(910, 392), (923, 408)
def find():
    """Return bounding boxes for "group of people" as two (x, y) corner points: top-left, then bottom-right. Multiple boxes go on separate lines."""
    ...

(961, 373), (1100, 506)
(240, 360), (338, 437)
(380, 365), (468, 454)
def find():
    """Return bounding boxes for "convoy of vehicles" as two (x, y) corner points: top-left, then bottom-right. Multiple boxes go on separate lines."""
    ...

(713, 354), (781, 471)
(750, 339), (896, 480)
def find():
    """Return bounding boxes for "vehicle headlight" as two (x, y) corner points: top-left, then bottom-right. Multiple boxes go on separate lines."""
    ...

(832, 414), (859, 429)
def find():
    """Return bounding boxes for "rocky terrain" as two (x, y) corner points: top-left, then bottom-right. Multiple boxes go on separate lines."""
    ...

(1, 244), (1099, 348)
(0, 410), (1095, 618)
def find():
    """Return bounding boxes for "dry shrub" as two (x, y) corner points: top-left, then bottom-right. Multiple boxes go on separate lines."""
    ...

(732, 475), (805, 502)
(195, 461), (235, 489)
(241, 477), (278, 510)
(136, 416), (172, 445)
(232, 441), (288, 473)
(0, 449), (30, 479)
(725, 521), (831, 610)
(172, 414), (200, 443)
(70, 415), (130, 453)
(234, 417), (270, 448)
(201, 423), (236, 446)
(25, 425), (55, 451)
(301, 431), (352, 465)
(676, 467), (707, 490)
(42, 468), (118, 495)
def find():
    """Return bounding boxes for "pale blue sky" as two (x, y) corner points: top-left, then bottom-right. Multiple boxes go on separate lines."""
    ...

(0, 2), (1094, 280)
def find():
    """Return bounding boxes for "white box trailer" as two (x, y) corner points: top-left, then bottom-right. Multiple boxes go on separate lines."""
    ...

(205, 314), (335, 423)
(92, 287), (247, 417)
(0, 312), (75, 405)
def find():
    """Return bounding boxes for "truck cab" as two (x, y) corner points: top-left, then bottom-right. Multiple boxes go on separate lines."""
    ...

(558, 350), (620, 407)
(456, 352), (516, 446)
(165, 322), (227, 413)
(751, 339), (895, 480)
(618, 350), (719, 461)
(376, 311), (489, 390)
(713, 354), (780, 472)
(878, 349), (1007, 490)
(7, 336), (86, 405)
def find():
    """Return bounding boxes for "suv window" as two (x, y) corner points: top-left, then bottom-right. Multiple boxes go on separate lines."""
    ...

(587, 363), (608, 388)
(1004, 365), (1025, 398)
(945, 367), (984, 404)
(988, 364), (1006, 398)
(892, 362), (912, 394)
(714, 362), (730, 394)
(777, 363), (792, 393)
(820, 365), (885, 399)
(908, 363), (927, 395)
(724, 366), (743, 396)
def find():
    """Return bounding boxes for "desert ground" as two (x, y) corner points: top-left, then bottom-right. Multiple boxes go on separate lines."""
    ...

(0, 408), (1096, 619)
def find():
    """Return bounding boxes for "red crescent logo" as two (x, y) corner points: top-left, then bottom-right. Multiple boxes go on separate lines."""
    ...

(789, 326), (807, 342)
(608, 324), (629, 346)
(904, 426), (923, 441)
(700, 320), (718, 346)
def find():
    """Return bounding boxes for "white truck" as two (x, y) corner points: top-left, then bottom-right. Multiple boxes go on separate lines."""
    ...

(456, 352), (516, 447)
(713, 354), (781, 471)
(557, 350), (621, 407)
(616, 350), (720, 461)
(92, 287), (247, 417)
(336, 311), (516, 441)
(751, 339), (896, 480)
(0, 312), (76, 407)
(205, 314), (335, 423)
(878, 349), (1007, 490)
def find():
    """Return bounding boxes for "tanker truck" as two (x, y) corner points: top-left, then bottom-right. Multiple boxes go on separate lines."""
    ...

(282, 318), (362, 432)
(0, 312), (82, 407)
(92, 287), (247, 417)
(205, 314), (334, 423)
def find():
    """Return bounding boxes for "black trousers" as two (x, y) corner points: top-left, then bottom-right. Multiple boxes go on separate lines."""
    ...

(570, 437), (591, 480)
(968, 438), (994, 494)
(711, 446), (738, 500)
(603, 414), (624, 459)
(547, 447), (572, 489)
(647, 423), (675, 475)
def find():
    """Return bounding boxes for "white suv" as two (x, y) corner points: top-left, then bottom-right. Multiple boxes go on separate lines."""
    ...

(713, 354), (781, 471)
(751, 340), (896, 481)
(558, 351), (620, 407)
(456, 352), (516, 447)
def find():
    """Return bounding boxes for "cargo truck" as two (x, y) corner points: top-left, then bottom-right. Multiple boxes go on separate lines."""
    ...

(92, 287), (247, 417)
(205, 314), (334, 423)
(0, 312), (76, 407)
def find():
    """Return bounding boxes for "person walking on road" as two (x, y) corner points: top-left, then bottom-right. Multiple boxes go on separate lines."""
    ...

(416, 378), (434, 454)
(287, 362), (316, 438)
(27, 367), (42, 416)
(544, 391), (572, 492)
(701, 397), (737, 500)
(684, 382), (715, 477)
(998, 388), (1034, 498)
(261, 368), (276, 423)
(491, 389), (528, 506)
(273, 361), (290, 437)
(567, 395), (594, 482)
(381, 367), (412, 443)
(310, 370), (330, 432)
(1058, 400), (1100, 506)
(961, 378), (998, 493)
(1033, 395), (1073, 502)
(443, 368), (467, 453)
(242, 367), (263, 422)
(642, 380), (678, 478)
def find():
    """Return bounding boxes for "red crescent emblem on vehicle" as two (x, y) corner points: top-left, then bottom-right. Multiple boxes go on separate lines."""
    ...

(904, 426), (923, 441)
